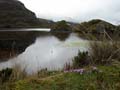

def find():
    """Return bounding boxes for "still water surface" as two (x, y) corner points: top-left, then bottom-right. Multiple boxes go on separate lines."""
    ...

(0, 33), (89, 73)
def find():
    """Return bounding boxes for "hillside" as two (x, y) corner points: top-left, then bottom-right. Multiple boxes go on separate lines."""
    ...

(74, 19), (120, 40)
(0, 0), (50, 28)
(75, 19), (116, 33)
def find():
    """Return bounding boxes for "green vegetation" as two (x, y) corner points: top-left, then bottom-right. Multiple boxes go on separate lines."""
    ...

(71, 41), (120, 68)
(72, 51), (90, 68)
(0, 1), (120, 90)
(0, 65), (120, 90)
(90, 41), (120, 65)
(0, 1), (120, 89)
(13, 66), (120, 90)
(75, 19), (116, 33)
(74, 19), (120, 40)
(51, 20), (72, 40)
(51, 20), (72, 32)
(0, 39), (120, 90)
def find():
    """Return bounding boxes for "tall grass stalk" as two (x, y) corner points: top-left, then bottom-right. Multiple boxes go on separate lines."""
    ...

(89, 41), (120, 65)
(9, 64), (27, 82)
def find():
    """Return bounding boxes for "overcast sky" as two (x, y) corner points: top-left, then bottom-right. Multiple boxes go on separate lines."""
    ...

(19, 0), (120, 24)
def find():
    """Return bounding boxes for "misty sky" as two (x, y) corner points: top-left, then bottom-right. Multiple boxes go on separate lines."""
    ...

(19, 0), (120, 24)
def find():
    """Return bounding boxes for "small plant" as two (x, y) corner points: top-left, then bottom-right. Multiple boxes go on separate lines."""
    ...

(37, 68), (61, 78)
(9, 64), (27, 82)
(72, 51), (90, 68)
(0, 68), (12, 83)
(64, 62), (72, 71)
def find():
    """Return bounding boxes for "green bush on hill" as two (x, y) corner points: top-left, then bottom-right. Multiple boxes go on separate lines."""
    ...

(52, 20), (72, 32)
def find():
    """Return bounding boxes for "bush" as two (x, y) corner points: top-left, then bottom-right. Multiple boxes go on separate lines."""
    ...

(71, 41), (120, 68)
(52, 20), (71, 31)
(72, 51), (91, 68)
(9, 64), (27, 82)
(90, 41), (120, 65)
(0, 68), (12, 83)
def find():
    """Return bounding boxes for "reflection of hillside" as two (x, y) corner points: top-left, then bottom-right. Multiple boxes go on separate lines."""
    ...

(51, 20), (72, 40)
(51, 32), (70, 41)
(0, 30), (51, 61)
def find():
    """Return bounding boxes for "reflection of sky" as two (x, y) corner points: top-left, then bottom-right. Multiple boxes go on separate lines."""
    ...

(0, 33), (89, 74)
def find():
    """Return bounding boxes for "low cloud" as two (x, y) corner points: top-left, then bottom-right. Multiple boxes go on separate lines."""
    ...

(20, 0), (120, 24)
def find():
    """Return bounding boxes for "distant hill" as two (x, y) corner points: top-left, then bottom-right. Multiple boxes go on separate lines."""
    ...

(0, 0), (53, 28)
(38, 18), (54, 28)
(73, 19), (120, 40)
(51, 20), (72, 32)
(75, 19), (117, 33)
(0, 0), (119, 37)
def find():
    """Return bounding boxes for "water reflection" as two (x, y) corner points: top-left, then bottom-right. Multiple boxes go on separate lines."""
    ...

(0, 33), (89, 73)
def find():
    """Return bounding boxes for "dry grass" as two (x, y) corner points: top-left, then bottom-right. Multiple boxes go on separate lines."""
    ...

(0, 64), (27, 90)
(9, 64), (27, 82)
(89, 41), (120, 65)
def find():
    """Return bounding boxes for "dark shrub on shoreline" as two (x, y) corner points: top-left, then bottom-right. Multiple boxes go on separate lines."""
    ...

(72, 51), (91, 68)
(70, 41), (120, 69)
(0, 68), (12, 83)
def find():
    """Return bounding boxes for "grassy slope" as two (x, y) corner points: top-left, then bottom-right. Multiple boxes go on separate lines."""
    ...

(9, 65), (120, 90)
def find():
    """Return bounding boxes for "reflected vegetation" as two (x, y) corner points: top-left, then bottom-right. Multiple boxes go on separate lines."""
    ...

(51, 32), (70, 41)
(0, 33), (89, 73)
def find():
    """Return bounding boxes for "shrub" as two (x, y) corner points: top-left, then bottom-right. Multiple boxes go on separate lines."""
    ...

(90, 41), (120, 65)
(71, 41), (120, 68)
(9, 64), (27, 82)
(0, 68), (12, 83)
(72, 51), (91, 68)
(52, 20), (71, 31)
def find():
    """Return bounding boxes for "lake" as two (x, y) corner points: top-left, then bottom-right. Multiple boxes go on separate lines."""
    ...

(0, 32), (89, 74)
